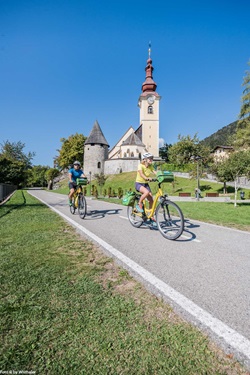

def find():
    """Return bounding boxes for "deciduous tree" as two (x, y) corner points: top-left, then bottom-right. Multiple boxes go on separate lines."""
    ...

(55, 133), (87, 170)
(235, 60), (250, 149)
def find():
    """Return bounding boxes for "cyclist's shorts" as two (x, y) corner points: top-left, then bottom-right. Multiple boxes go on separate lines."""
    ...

(69, 181), (77, 190)
(135, 182), (151, 193)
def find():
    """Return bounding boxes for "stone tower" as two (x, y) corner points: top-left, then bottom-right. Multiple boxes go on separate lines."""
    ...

(138, 45), (161, 157)
(84, 120), (109, 178)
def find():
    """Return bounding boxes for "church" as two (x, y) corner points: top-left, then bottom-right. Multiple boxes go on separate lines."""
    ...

(83, 47), (161, 178)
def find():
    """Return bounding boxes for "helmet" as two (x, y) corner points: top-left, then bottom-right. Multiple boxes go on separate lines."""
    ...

(73, 160), (81, 166)
(142, 152), (154, 160)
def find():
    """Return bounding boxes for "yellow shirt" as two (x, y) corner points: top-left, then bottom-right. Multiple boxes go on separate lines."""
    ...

(136, 163), (154, 183)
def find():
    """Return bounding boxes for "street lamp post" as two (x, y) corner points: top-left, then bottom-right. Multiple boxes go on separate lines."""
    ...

(89, 171), (92, 196)
(191, 155), (202, 201)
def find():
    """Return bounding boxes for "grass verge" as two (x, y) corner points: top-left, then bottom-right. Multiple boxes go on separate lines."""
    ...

(0, 191), (248, 374)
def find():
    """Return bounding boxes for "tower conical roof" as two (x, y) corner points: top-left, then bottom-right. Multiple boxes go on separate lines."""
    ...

(85, 120), (109, 146)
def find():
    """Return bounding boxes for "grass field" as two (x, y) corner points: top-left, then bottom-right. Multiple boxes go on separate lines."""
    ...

(54, 172), (250, 232)
(0, 190), (248, 374)
(55, 171), (250, 199)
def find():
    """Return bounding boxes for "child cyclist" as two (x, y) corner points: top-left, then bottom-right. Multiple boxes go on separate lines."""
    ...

(135, 152), (157, 213)
(68, 161), (87, 206)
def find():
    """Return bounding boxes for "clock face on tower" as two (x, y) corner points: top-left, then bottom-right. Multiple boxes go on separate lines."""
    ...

(147, 95), (155, 105)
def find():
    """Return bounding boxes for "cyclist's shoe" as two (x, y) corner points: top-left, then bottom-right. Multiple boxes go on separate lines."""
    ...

(136, 204), (144, 213)
(149, 219), (157, 228)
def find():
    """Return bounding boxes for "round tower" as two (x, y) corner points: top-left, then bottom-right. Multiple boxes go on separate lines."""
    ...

(84, 120), (109, 178)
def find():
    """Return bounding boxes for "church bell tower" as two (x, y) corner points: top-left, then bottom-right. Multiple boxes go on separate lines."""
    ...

(138, 44), (161, 157)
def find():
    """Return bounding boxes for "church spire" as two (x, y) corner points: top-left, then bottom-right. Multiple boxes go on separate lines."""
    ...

(141, 42), (157, 93)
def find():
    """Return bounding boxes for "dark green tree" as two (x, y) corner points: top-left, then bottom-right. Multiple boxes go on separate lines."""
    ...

(0, 141), (35, 187)
(159, 143), (172, 162)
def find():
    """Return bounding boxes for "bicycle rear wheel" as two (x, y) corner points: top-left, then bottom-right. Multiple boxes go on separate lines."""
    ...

(155, 200), (184, 240)
(78, 194), (87, 219)
(127, 198), (144, 228)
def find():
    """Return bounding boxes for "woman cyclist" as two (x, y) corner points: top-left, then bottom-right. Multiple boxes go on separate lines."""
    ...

(68, 161), (87, 205)
(135, 152), (157, 213)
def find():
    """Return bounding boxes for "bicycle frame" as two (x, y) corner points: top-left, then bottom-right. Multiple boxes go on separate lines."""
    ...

(73, 186), (82, 208)
(138, 183), (165, 219)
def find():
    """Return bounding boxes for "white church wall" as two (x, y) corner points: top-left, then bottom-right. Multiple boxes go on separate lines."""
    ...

(104, 159), (140, 175)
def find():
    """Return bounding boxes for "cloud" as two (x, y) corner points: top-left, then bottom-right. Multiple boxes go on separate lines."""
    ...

(159, 138), (165, 148)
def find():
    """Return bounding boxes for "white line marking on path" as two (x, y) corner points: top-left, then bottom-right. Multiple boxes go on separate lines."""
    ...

(29, 192), (250, 365)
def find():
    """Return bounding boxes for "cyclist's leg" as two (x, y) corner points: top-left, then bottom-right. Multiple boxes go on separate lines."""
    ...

(68, 182), (76, 204)
(137, 185), (152, 211)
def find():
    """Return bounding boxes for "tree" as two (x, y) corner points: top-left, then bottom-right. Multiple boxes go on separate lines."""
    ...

(0, 141), (35, 187)
(45, 168), (60, 190)
(94, 172), (108, 195)
(168, 134), (210, 166)
(54, 133), (87, 170)
(26, 165), (50, 187)
(159, 143), (172, 162)
(0, 140), (35, 167)
(217, 150), (250, 206)
(235, 60), (250, 149)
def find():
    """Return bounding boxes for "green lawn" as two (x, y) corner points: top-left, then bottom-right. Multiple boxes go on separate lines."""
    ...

(0, 191), (248, 374)
(55, 171), (250, 199)
(54, 173), (250, 232)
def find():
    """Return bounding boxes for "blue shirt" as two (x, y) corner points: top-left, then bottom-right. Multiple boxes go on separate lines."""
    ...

(68, 168), (84, 182)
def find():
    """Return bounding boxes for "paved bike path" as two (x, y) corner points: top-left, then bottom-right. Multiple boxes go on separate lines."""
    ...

(28, 190), (250, 369)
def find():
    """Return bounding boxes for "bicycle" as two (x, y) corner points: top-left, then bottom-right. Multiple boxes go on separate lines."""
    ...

(69, 178), (88, 219)
(127, 172), (184, 240)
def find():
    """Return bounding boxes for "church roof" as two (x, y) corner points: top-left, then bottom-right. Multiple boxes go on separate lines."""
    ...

(122, 132), (145, 146)
(85, 120), (109, 146)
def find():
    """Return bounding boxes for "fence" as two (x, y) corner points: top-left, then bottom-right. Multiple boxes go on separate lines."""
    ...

(0, 183), (17, 202)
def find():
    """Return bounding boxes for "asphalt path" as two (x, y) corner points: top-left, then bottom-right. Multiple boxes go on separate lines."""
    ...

(28, 189), (250, 369)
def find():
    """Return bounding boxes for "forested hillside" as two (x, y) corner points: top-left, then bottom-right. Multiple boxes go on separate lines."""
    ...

(200, 121), (237, 150)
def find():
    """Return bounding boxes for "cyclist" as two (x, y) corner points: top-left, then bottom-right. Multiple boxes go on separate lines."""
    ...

(68, 161), (87, 206)
(135, 152), (157, 213)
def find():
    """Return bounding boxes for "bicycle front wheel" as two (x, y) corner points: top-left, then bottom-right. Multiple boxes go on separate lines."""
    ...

(70, 198), (75, 214)
(78, 194), (87, 219)
(127, 199), (144, 228)
(156, 200), (184, 240)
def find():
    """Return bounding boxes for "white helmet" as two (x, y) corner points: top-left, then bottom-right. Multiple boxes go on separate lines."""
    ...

(142, 152), (154, 160)
(73, 160), (81, 166)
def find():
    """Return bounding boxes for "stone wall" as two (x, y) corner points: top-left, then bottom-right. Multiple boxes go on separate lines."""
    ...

(84, 144), (109, 176)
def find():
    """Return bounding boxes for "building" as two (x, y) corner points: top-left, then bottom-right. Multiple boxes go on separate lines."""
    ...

(84, 47), (161, 177)
(212, 145), (234, 163)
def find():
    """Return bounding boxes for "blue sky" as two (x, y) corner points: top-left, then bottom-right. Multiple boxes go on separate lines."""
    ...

(1, 0), (249, 167)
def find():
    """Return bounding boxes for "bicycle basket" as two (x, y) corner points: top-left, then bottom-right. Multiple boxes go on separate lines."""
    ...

(76, 177), (88, 186)
(122, 191), (136, 206)
(156, 171), (174, 183)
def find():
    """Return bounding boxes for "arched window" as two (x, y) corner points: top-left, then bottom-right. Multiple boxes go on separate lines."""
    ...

(124, 152), (127, 158)
(131, 152), (134, 157)
(97, 162), (101, 168)
(148, 106), (153, 114)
